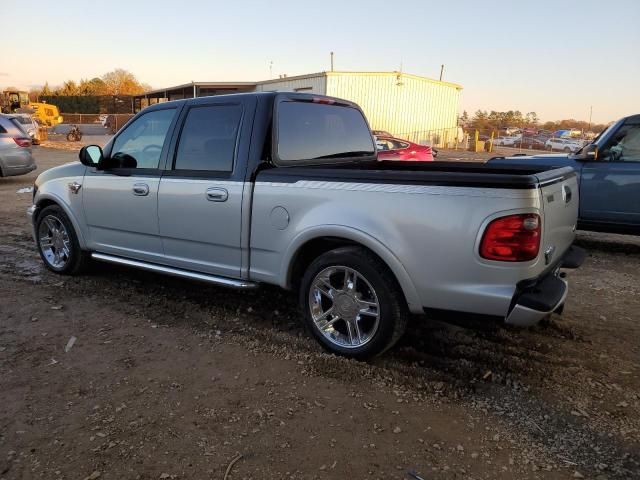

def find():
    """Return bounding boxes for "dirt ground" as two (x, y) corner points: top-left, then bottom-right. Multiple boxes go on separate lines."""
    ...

(1, 148), (639, 480)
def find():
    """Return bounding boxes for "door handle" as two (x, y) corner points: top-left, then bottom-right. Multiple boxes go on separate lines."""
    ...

(206, 187), (228, 202)
(132, 183), (149, 196)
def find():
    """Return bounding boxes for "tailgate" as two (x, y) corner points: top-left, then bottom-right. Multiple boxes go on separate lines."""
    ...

(537, 167), (579, 266)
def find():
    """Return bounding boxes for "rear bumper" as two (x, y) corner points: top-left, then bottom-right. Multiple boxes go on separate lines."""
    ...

(3, 163), (37, 177)
(505, 245), (586, 327)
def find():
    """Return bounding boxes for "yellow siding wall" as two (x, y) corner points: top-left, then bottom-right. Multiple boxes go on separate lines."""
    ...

(255, 75), (326, 94)
(325, 72), (461, 141)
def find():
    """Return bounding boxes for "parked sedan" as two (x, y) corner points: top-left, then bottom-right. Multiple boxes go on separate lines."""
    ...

(0, 114), (36, 177)
(493, 136), (519, 147)
(545, 137), (583, 153)
(515, 136), (547, 150)
(9, 113), (41, 144)
(375, 136), (434, 161)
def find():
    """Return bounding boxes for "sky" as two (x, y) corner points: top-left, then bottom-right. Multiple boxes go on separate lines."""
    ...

(2, 0), (639, 124)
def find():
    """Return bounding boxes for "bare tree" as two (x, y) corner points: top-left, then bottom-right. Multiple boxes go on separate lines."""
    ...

(101, 69), (147, 95)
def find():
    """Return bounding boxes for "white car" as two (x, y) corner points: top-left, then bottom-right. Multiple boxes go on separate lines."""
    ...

(9, 114), (41, 145)
(493, 136), (519, 146)
(545, 137), (583, 153)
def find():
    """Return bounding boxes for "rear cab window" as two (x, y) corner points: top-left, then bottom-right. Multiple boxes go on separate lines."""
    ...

(274, 97), (375, 165)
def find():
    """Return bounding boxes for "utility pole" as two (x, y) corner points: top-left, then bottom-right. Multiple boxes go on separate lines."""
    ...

(439, 64), (445, 81)
(269, 61), (273, 79)
(330, 52), (334, 72)
(588, 105), (593, 132)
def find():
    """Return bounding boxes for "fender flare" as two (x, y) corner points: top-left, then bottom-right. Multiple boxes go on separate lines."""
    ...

(35, 193), (88, 250)
(280, 225), (422, 314)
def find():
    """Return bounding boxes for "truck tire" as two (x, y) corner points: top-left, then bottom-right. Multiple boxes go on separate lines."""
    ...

(299, 246), (408, 359)
(35, 205), (91, 275)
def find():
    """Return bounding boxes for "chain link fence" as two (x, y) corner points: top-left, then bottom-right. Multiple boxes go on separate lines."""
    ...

(394, 127), (467, 150)
(60, 113), (134, 134)
(394, 128), (561, 153)
(465, 128), (589, 153)
(393, 127), (586, 154)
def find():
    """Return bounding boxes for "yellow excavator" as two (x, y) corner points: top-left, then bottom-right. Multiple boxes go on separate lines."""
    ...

(0, 90), (29, 113)
(27, 102), (64, 126)
(1, 90), (63, 126)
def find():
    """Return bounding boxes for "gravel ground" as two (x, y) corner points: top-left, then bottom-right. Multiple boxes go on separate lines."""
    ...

(0, 148), (638, 480)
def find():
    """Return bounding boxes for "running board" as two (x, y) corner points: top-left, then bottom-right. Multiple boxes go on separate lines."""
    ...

(91, 253), (258, 289)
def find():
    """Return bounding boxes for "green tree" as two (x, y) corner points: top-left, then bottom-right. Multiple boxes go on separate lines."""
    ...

(40, 82), (52, 96)
(526, 112), (539, 126)
(471, 110), (490, 130)
(78, 77), (107, 95)
(458, 110), (469, 126)
(58, 80), (79, 96)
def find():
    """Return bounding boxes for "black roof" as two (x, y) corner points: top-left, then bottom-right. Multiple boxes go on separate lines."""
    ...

(143, 91), (360, 112)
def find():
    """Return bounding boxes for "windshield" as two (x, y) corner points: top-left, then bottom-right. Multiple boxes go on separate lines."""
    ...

(574, 121), (618, 154)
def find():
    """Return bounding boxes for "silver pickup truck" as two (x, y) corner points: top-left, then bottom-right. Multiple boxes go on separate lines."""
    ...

(27, 92), (584, 358)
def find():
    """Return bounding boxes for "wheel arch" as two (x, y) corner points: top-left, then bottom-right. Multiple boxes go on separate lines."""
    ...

(282, 226), (422, 314)
(34, 194), (88, 250)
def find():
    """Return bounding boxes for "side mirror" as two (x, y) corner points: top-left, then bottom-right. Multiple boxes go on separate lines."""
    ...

(79, 145), (103, 167)
(581, 143), (598, 161)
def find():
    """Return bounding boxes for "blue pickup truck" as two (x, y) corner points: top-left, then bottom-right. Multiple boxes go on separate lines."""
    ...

(489, 114), (640, 235)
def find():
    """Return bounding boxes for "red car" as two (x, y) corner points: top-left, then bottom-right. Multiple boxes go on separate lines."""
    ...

(375, 136), (434, 161)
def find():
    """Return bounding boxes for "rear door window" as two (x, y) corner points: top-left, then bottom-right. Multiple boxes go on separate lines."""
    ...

(276, 100), (375, 164)
(173, 104), (242, 172)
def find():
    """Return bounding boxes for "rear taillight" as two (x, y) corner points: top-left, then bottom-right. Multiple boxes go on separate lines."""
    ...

(13, 137), (32, 148)
(312, 97), (336, 105)
(480, 213), (541, 262)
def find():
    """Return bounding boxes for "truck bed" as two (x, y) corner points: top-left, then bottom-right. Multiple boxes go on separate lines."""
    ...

(257, 161), (575, 190)
(252, 160), (578, 319)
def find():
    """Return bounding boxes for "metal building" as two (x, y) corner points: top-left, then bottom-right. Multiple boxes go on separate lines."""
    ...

(256, 72), (462, 143)
(134, 71), (463, 145)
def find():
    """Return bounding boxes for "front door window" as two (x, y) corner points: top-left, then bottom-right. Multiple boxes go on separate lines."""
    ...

(602, 125), (640, 162)
(109, 108), (176, 169)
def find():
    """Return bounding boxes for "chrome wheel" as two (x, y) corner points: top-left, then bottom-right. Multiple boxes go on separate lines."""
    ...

(308, 266), (380, 349)
(38, 215), (71, 269)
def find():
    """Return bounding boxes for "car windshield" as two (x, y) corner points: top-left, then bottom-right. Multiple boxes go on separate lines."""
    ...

(16, 117), (32, 125)
(574, 122), (617, 154)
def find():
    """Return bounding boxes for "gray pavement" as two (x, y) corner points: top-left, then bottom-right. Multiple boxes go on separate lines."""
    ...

(50, 123), (110, 135)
